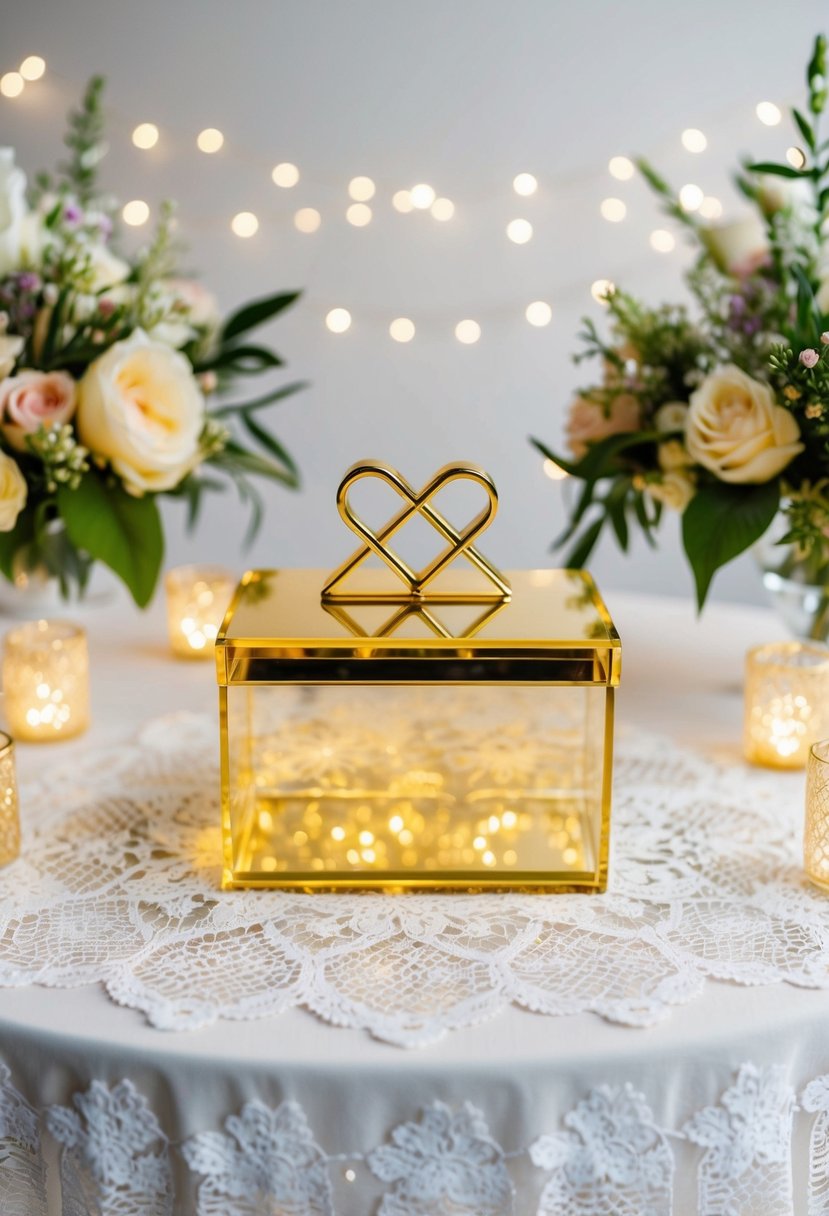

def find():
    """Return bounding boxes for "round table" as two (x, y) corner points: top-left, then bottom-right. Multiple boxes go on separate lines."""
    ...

(0, 588), (825, 1215)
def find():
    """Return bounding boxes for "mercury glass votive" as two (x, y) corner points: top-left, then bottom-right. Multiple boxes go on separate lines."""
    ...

(0, 733), (19, 866)
(3, 620), (90, 742)
(165, 564), (235, 659)
(806, 740), (829, 890)
(744, 641), (829, 768)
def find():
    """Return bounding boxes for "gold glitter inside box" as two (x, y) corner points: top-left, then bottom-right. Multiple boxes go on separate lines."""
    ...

(216, 564), (620, 892)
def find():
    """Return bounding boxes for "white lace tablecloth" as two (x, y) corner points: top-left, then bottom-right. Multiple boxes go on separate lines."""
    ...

(1, 589), (828, 1215)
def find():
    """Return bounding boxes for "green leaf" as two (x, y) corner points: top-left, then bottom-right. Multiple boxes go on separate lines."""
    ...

(0, 512), (35, 581)
(682, 480), (780, 610)
(792, 263), (822, 340)
(211, 380), (308, 419)
(747, 161), (805, 179)
(792, 108), (816, 152)
(199, 344), (284, 375)
(57, 475), (164, 608)
(221, 291), (300, 343)
(241, 413), (299, 481)
(564, 517), (605, 569)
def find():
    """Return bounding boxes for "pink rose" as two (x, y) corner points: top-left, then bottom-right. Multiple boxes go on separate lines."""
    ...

(0, 370), (77, 451)
(565, 392), (641, 460)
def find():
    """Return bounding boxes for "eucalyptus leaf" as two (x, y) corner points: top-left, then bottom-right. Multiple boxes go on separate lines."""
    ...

(221, 291), (300, 343)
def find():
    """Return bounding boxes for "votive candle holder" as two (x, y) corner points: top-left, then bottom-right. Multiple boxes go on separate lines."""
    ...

(744, 640), (829, 769)
(806, 739), (829, 890)
(2, 620), (90, 742)
(0, 732), (19, 867)
(165, 565), (235, 659)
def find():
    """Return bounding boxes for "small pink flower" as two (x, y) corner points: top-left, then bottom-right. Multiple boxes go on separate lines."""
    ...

(565, 393), (641, 460)
(800, 348), (820, 368)
(0, 370), (77, 452)
(821, 332), (829, 346)
(97, 297), (116, 318)
(198, 370), (218, 393)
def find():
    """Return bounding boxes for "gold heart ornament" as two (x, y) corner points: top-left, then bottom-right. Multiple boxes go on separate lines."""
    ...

(321, 461), (511, 601)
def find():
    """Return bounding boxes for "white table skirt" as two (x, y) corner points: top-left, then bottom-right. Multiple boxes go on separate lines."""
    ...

(0, 586), (826, 1215)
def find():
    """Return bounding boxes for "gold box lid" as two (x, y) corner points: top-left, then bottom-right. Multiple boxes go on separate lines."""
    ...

(216, 568), (621, 686)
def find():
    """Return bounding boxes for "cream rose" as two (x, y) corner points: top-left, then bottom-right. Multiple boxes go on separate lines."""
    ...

(0, 333), (23, 380)
(0, 370), (77, 451)
(0, 449), (27, 531)
(645, 471), (695, 512)
(565, 393), (641, 460)
(76, 330), (205, 494)
(686, 365), (803, 484)
(701, 215), (769, 277)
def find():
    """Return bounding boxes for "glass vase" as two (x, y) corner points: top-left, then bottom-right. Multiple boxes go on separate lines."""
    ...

(755, 512), (829, 643)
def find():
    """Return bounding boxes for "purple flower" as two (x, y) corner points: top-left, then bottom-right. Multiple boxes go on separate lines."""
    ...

(17, 272), (40, 294)
(63, 204), (82, 225)
(800, 348), (820, 368)
(97, 215), (113, 239)
(728, 294), (746, 316)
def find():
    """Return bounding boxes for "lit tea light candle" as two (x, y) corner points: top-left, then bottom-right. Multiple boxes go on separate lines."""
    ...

(0, 732), (19, 867)
(3, 620), (90, 742)
(165, 565), (235, 659)
(806, 739), (829, 890)
(744, 641), (829, 768)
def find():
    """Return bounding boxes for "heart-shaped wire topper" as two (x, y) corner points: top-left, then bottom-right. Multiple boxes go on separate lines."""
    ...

(321, 460), (511, 601)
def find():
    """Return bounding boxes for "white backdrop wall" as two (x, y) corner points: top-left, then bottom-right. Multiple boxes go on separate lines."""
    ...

(3, 0), (826, 604)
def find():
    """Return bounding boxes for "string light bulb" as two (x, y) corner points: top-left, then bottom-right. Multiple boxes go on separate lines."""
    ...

(431, 197), (454, 221)
(348, 176), (375, 201)
(513, 173), (538, 196)
(294, 207), (321, 233)
(699, 195), (723, 220)
(326, 308), (352, 334)
(506, 218), (533, 244)
(410, 184), (436, 209)
(650, 228), (675, 252)
(272, 162), (300, 187)
(600, 198), (626, 222)
(19, 56), (45, 82)
(392, 190), (414, 213)
(681, 128), (707, 153)
(608, 156), (634, 181)
(455, 319), (481, 344)
(389, 318), (415, 342)
(346, 203), (372, 226)
(0, 72), (24, 98)
(122, 199), (150, 226)
(591, 279), (615, 305)
(197, 128), (224, 154)
(543, 458), (568, 481)
(756, 101), (782, 126)
(231, 211), (259, 237)
(525, 301), (552, 327)
(132, 123), (159, 150)
(679, 183), (704, 211)
(787, 146), (807, 168)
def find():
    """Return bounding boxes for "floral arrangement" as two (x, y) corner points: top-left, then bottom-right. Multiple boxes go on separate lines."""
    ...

(534, 35), (829, 613)
(0, 78), (302, 606)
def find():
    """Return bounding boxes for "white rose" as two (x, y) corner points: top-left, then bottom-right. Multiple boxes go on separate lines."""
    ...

(655, 402), (689, 432)
(645, 471), (695, 512)
(686, 365), (803, 484)
(0, 333), (24, 379)
(0, 149), (28, 278)
(76, 329), (205, 495)
(701, 215), (769, 276)
(0, 449), (27, 531)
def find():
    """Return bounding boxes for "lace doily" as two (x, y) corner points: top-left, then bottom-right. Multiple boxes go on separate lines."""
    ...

(0, 1057), (824, 1214)
(0, 711), (819, 1046)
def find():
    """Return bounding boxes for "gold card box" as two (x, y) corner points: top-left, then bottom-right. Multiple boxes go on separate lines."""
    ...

(216, 566), (620, 892)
